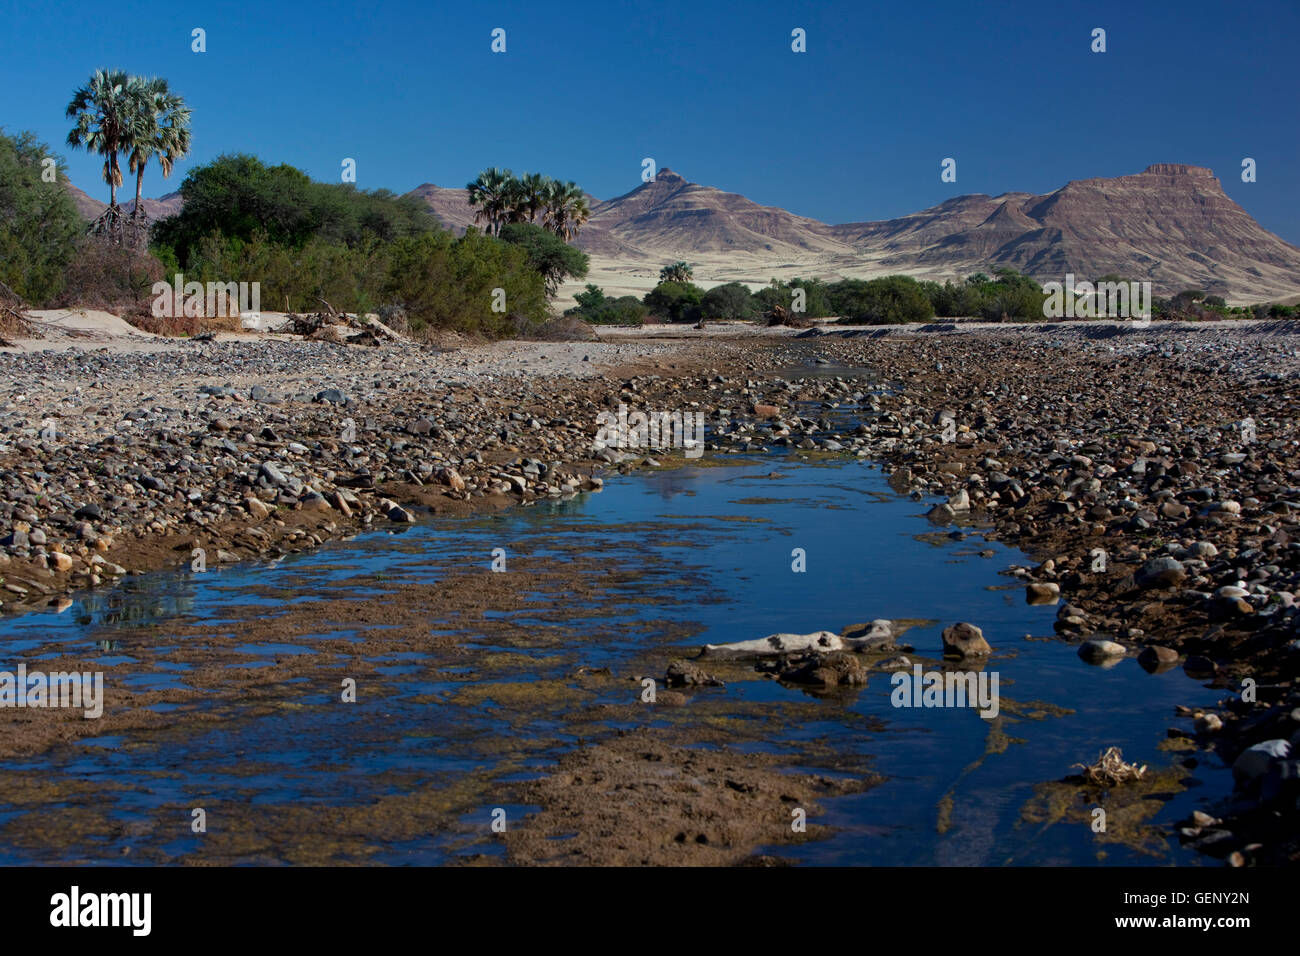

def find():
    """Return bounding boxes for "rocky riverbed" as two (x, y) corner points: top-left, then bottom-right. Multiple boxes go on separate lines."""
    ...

(3, 320), (1298, 865)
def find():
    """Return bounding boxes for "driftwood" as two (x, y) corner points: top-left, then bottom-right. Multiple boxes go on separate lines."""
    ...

(281, 309), (406, 346)
(766, 304), (813, 328)
(700, 621), (895, 660)
(0, 280), (39, 343)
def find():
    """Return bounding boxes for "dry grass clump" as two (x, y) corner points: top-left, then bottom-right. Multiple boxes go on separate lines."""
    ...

(1072, 746), (1148, 786)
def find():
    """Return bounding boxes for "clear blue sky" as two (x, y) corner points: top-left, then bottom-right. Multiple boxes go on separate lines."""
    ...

(3, 0), (1297, 242)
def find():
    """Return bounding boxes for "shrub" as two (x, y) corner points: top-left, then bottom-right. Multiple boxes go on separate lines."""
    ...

(644, 281), (704, 323)
(152, 153), (438, 267)
(0, 129), (83, 304)
(498, 221), (589, 296)
(55, 235), (166, 313)
(829, 275), (935, 324)
(700, 282), (756, 320)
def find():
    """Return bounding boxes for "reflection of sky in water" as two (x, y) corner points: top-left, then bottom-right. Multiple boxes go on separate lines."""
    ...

(0, 455), (1232, 865)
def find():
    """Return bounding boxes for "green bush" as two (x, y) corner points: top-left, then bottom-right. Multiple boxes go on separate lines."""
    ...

(644, 280), (704, 323)
(829, 275), (934, 324)
(0, 129), (82, 304)
(152, 153), (438, 267)
(701, 282), (756, 320)
(498, 221), (588, 296)
(566, 285), (647, 326)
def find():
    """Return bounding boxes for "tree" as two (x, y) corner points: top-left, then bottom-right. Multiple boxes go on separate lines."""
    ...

(153, 154), (437, 267)
(498, 221), (589, 296)
(660, 261), (693, 284)
(542, 179), (590, 241)
(65, 69), (134, 209)
(566, 284), (646, 325)
(829, 275), (935, 324)
(644, 280), (704, 323)
(124, 76), (191, 221)
(517, 172), (550, 223)
(467, 167), (516, 236)
(0, 129), (82, 304)
(701, 281), (756, 320)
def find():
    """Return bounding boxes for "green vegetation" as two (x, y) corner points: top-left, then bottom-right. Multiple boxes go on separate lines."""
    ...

(754, 278), (833, 317)
(926, 268), (1048, 321)
(564, 284), (647, 326)
(659, 261), (693, 284)
(0, 129), (82, 303)
(465, 168), (590, 240)
(498, 222), (589, 296)
(153, 154), (434, 265)
(829, 275), (935, 323)
(66, 70), (192, 221)
(700, 281), (758, 320)
(644, 280), (705, 323)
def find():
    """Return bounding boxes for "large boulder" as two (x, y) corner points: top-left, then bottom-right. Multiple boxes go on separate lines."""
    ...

(941, 622), (990, 659)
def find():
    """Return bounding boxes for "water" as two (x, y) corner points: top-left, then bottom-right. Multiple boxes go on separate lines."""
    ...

(0, 456), (1232, 865)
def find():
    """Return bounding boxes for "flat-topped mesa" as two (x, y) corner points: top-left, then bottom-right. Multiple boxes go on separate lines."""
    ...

(1141, 163), (1217, 178)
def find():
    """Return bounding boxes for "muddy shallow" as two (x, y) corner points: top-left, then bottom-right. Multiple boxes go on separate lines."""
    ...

(0, 447), (1234, 865)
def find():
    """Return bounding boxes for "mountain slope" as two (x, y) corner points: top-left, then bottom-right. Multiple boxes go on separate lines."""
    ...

(66, 163), (1300, 301)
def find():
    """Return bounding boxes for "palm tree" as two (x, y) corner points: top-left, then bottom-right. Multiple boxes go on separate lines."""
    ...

(660, 261), (693, 284)
(65, 69), (135, 209)
(466, 167), (516, 236)
(542, 180), (590, 241)
(517, 172), (551, 223)
(124, 76), (192, 221)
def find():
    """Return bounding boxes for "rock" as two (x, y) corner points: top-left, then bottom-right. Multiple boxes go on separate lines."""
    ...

(314, 388), (350, 405)
(245, 497), (270, 519)
(948, 489), (971, 511)
(752, 404), (780, 418)
(840, 619), (895, 651)
(48, 551), (73, 572)
(1136, 556), (1187, 589)
(73, 504), (102, 521)
(1194, 713), (1223, 733)
(779, 652), (868, 687)
(941, 622), (990, 659)
(700, 630), (843, 660)
(664, 659), (723, 688)
(386, 504), (414, 523)
(1078, 639), (1127, 662)
(259, 462), (288, 486)
(1026, 582), (1060, 604)
(1, 530), (29, 549)
(1232, 739), (1291, 783)
(1137, 645), (1179, 672)
(1184, 655), (1217, 677)
(926, 503), (956, 522)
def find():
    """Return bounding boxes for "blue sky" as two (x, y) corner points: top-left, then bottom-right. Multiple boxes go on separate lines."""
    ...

(3, 0), (1297, 242)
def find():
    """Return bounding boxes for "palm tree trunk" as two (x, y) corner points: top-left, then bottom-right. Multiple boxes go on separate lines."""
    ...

(109, 152), (118, 207)
(133, 166), (145, 220)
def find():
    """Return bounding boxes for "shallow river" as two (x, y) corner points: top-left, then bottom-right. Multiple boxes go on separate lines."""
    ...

(0, 451), (1232, 865)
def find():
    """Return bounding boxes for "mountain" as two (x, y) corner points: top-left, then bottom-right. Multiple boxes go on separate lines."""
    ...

(405, 183), (481, 234)
(62, 183), (183, 223)
(568, 164), (1300, 300)
(67, 164), (1300, 301)
(833, 165), (1300, 298)
(575, 169), (850, 261)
